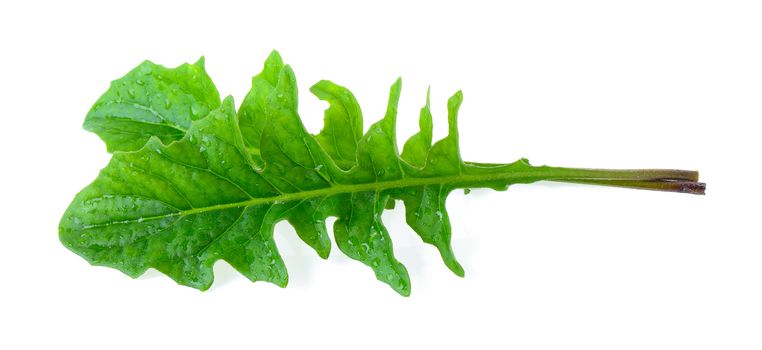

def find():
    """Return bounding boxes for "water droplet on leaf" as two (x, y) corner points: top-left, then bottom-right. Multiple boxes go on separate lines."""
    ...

(190, 104), (201, 117)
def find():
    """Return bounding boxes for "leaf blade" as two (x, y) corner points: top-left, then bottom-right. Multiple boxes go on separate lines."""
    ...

(64, 51), (626, 295)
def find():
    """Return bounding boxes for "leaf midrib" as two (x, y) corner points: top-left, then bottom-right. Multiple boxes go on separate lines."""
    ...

(81, 169), (544, 229)
(98, 100), (189, 134)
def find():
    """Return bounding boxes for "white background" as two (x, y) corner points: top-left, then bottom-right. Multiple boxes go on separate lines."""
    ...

(1, 0), (760, 349)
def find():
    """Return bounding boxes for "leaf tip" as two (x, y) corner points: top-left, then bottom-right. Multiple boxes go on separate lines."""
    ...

(314, 237), (332, 260)
(448, 90), (464, 108)
(309, 79), (336, 97)
(449, 261), (465, 278)
(391, 77), (403, 95)
(221, 95), (236, 109)
(439, 245), (465, 277)
(194, 56), (206, 69)
(273, 64), (296, 88)
(267, 49), (283, 63)
(265, 50), (285, 72)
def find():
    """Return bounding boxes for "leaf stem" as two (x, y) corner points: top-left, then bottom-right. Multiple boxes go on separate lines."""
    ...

(463, 162), (705, 195)
(537, 167), (706, 195)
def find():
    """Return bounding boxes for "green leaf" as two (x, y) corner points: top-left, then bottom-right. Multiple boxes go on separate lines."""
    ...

(61, 51), (706, 296)
(83, 57), (221, 152)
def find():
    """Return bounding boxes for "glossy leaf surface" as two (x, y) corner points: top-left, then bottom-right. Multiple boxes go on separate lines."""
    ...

(60, 51), (705, 295)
